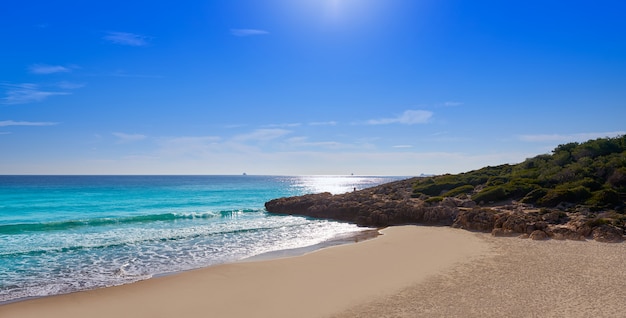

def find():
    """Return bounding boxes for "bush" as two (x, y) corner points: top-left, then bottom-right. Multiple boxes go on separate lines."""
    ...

(520, 188), (548, 204)
(425, 196), (444, 204)
(537, 186), (591, 206)
(585, 218), (611, 228)
(443, 185), (474, 197)
(586, 189), (621, 206)
(486, 176), (509, 187)
(608, 167), (626, 188)
(472, 186), (507, 203)
(413, 180), (466, 196)
(502, 179), (539, 198)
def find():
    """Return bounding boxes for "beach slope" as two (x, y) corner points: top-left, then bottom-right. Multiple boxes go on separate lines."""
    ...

(0, 226), (488, 318)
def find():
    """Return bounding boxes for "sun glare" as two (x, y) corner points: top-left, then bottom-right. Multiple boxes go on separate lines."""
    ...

(277, 0), (391, 28)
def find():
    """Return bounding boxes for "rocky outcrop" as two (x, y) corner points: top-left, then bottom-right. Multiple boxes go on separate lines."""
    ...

(264, 177), (626, 243)
(452, 208), (495, 232)
(592, 225), (625, 243)
(529, 230), (549, 240)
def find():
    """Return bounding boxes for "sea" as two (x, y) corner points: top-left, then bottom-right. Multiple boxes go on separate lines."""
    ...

(0, 175), (403, 303)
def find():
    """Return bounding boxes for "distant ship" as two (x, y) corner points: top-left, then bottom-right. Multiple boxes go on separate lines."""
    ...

(242, 172), (247, 176)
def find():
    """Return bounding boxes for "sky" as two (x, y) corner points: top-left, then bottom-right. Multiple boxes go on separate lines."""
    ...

(1, 0), (625, 175)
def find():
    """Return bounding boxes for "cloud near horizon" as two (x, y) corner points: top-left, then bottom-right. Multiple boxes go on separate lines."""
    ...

(367, 110), (433, 125)
(232, 129), (291, 142)
(103, 31), (150, 46)
(230, 29), (269, 37)
(113, 132), (147, 143)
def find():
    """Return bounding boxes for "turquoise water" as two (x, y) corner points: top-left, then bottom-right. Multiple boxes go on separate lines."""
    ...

(0, 175), (401, 303)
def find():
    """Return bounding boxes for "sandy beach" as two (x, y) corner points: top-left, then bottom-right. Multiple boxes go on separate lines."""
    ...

(2, 226), (625, 318)
(334, 233), (626, 318)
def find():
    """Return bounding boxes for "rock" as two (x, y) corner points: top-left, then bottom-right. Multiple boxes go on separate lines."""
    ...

(461, 200), (477, 208)
(533, 221), (548, 231)
(441, 197), (458, 208)
(452, 208), (495, 232)
(529, 230), (548, 240)
(550, 227), (585, 241)
(264, 177), (625, 243)
(592, 225), (624, 243)
(501, 215), (528, 234)
(492, 228), (516, 237)
(542, 211), (566, 223)
(265, 177), (458, 227)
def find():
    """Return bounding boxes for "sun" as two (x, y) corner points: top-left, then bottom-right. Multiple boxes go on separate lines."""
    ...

(324, 0), (368, 20)
(274, 0), (399, 33)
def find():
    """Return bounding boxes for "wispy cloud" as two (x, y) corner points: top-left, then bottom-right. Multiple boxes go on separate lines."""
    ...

(105, 70), (164, 78)
(286, 136), (345, 149)
(392, 145), (414, 148)
(518, 131), (625, 143)
(309, 121), (338, 126)
(233, 129), (291, 142)
(265, 123), (302, 128)
(56, 81), (86, 90)
(367, 110), (433, 125)
(443, 101), (463, 107)
(113, 132), (147, 143)
(1, 83), (70, 104)
(103, 31), (150, 46)
(28, 64), (72, 74)
(0, 120), (58, 127)
(230, 29), (269, 37)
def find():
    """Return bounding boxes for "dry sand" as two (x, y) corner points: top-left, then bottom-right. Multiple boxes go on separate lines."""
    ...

(334, 234), (626, 318)
(2, 226), (625, 318)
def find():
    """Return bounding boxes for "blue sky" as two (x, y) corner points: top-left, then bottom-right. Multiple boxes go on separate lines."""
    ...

(1, 0), (625, 175)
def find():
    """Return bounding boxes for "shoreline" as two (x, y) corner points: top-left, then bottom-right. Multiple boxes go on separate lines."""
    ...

(241, 228), (381, 262)
(0, 227), (381, 306)
(0, 226), (491, 318)
(6, 225), (624, 317)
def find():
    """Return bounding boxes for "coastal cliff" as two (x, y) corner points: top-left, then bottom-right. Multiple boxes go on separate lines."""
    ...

(266, 136), (626, 243)
(265, 178), (624, 242)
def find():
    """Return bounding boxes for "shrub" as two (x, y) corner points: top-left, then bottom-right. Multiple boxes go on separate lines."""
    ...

(472, 186), (507, 203)
(537, 186), (591, 206)
(586, 189), (621, 206)
(585, 218), (610, 228)
(502, 179), (539, 198)
(425, 196), (444, 204)
(520, 188), (548, 204)
(413, 180), (466, 196)
(486, 176), (509, 187)
(608, 167), (626, 188)
(443, 185), (474, 197)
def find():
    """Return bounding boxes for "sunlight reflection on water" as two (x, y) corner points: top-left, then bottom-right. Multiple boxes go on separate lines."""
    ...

(292, 175), (402, 195)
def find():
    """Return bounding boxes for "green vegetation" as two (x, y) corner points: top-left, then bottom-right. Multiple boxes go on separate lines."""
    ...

(442, 185), (474, 197)
(412, 135), (626, 211)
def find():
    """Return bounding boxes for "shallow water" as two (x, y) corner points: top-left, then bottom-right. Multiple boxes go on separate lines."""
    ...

(0, 175), (403, 303)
